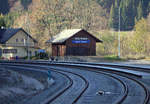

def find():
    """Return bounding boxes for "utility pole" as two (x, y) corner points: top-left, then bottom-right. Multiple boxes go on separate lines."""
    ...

(27, 30), (29, 60)
(118, 7), (121, 58)
(25, 13), (30, 60)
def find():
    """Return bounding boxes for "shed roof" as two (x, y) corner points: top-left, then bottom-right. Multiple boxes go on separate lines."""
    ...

(47, 29), (102, 44)
(0, 28), (37, 43)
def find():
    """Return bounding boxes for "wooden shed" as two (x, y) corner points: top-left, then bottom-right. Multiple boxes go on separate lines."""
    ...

(47, 29), (102, 56)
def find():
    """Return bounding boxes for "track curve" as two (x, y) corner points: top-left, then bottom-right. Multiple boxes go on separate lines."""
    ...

(1, 61), (149, 104)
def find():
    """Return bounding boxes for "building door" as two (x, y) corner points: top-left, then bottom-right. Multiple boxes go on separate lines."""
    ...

(29, 51), (32, 57)
(57, 46), (60, 56)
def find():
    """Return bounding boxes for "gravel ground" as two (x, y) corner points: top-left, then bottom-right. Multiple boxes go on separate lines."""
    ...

(0, 67), (54, 104)
(1, 59), (150, 104)
(0, 64), (71, 104)
(118, 60), (150, 66)
(56, 56), (150, 66)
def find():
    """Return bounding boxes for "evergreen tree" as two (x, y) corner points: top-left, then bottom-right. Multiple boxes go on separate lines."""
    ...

(108, 4), (114, 29)
(109, 0), (119, 30)
(0, 0), (9, 14)
(20, 0), (32, 9)
(96, 0), (114, 11)
(141, 0), (150, 17)
(119, 0), (136, 30)
(147, 2), (150, 14)
(113, 0), (119, 30)
(125, 0), (135, 30)
(120, 0), (127, 30)
(108, 0), (150, 31)
(0, 14), (6, 28)
(136, 1), (143, 21)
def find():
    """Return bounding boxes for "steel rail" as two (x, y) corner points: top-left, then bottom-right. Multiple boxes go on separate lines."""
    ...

(49, 65), (128, 104)
(0, 63), (89, 104)
(50, 61), (150, 73)
(2, 60), (150, 104)
(0, 62), (129, 104)
(45, 67), (89, 104)
(49, 61), (150, 104)
(91, 67), (149, 104)
(57, 61), (150, 104)
(0, 64), (74, 104)
(40, 69), (74, 104)
(93, 63), (150, 104)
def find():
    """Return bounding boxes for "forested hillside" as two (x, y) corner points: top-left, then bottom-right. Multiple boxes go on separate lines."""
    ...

(0, 0), (109, 48)
(106, 0), (150, 30)
(0, 0), (150, 57)
(0, 1), (9, 14)
(1, 0), (149, 31)
(0, 0), (32, 14)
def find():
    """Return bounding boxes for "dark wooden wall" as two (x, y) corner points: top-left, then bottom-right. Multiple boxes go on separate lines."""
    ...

(52, 44), (66, 56)
(65, 31), (96, 56)
(52, 30), (97, 56)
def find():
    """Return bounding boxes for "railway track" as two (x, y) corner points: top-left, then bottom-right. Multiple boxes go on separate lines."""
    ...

(46, 67), (89, 104)
(0, 61), (150, 104)
(0, 64), (74, 104)
(49, 61), (150, 104)
(1, 62), (126, 104)
(0, 63), (89, 104)
(53, 61), (150, 74)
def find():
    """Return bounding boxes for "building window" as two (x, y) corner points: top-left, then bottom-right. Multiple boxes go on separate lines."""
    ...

(3, 49), (17, 54)
(16, 38), (19, 42)
(35, 51), (37, 56)
(21, 38), (24, 42)
(29, 51), (32, 56)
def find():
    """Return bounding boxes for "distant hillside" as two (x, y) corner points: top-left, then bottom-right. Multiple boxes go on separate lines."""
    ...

(0, 0), (150, 57)
(0, 0), (32, 14)
(0, 0), (10, 14)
